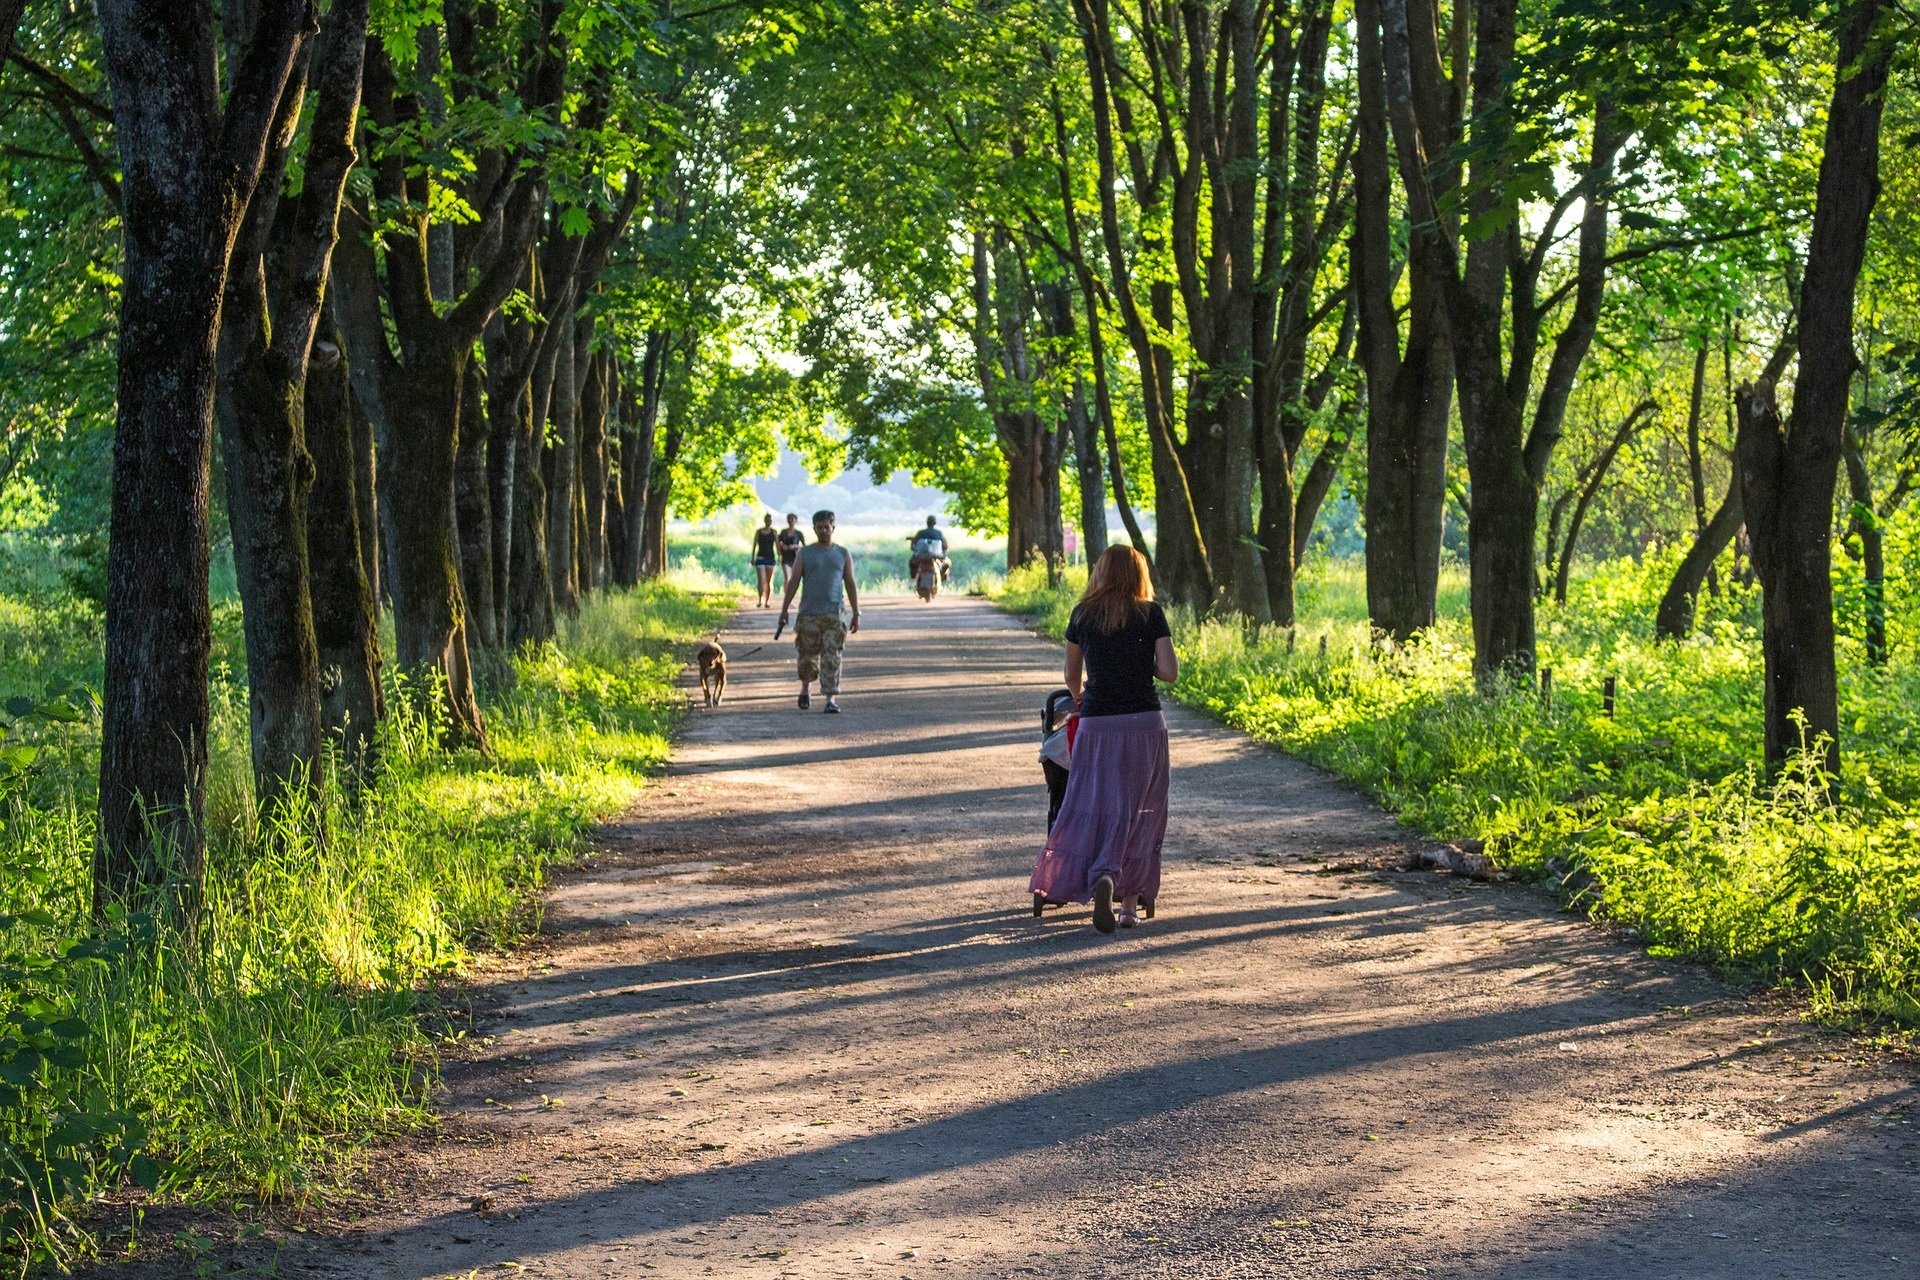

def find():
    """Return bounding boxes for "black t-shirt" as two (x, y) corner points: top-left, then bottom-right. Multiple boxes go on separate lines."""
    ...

(1066, 601), (1171, 717)
(777, 528), (805, 559)
(753, 528), (778, 559)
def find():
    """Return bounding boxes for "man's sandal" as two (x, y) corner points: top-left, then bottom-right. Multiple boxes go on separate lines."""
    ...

(798, 693), (811, 709)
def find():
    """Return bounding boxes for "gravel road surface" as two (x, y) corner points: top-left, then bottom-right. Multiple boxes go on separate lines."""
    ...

(177, 596), (1920, 1279)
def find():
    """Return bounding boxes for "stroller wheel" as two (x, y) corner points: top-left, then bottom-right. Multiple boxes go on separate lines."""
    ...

(1142, 896), (1155, 919)
(1032, 893), (1046, 918)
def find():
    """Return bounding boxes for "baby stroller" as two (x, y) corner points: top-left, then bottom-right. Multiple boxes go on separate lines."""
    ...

(1032, 688), (1154, 919)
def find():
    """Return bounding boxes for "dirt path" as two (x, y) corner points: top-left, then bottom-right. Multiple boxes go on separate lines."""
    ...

(258, 597), (1913, 1278)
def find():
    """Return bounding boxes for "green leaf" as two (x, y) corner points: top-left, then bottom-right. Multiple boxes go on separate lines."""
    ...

(0, 1055), (43, 1085)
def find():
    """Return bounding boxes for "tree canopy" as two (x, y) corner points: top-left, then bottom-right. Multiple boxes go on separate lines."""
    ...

(0, 0), (1915, 899)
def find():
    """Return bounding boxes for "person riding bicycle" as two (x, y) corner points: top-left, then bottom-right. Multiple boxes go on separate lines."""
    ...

(907, 516), (949, 582)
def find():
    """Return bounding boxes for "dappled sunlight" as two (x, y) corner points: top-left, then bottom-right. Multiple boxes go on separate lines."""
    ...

(229, 596), (1915, 1279)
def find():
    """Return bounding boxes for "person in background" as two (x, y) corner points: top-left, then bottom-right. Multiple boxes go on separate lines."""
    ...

(750, 514), (780, 607)
(776, 512), (806, 594)
(778, 510), (861, 713)
(907, 515), (949, 580)
(1027, 545), (1176, 933)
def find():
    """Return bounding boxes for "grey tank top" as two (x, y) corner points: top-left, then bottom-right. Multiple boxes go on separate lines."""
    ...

(798, 544), (849, 614)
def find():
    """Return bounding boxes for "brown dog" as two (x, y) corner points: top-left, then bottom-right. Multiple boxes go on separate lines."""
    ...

(696, 641), (727, 707)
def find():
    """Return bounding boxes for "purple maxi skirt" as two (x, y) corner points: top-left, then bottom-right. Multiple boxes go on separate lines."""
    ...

(1028, 710), (1169, 905)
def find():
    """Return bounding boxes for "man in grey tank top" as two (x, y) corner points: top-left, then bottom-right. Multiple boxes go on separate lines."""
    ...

(776, 510), (861, 712)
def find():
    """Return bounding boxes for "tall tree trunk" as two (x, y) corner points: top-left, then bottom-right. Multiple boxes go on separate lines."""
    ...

(1180, 0), (1268, 620)
(1683, 342), (1719, 598)
(1685, 346), (1711, 525)
(972, 234), (1062, 576)
(1252, 422), (1297, 626)
(1842, 427), (1888, 666)
(639, 374), (684, 582)
(1004, 417), (1064, 574)
(217, 350), (326, 826)
(1424, 0), (1532, 680)
(618, 336), (664, 585)
(484, 315), (524, 642)
(1355, 0), (1451, 642)
(455, 359), (498, 649)
(1253, 0), (1345, 623)
(1045, 76), (1145, 561)
(352, 384), (380, 607)
(1096, 356), (1150, 558)
(1071, 0), (1213, 606)
(331, 14), (559, 744)
(506, 391), (555, 645)
(640, 469), (671, 579)
(1384, 0), (1624, 678)
(94, 0), (310, 915)
(1065, 382), (1107, 563)
(1738, 0), (1890, 779)
(580, 345), (610, 594)
(605, 467), (627, 588)
(546, 310), (580, 614)
(1655, 459), (1743, 640)
(507, 304), (565, 645)
(1037, 278), (1106, 564)
(305, 332), (383, 779)
(380, 347), (489, 748)
(216, 0), (352, 819)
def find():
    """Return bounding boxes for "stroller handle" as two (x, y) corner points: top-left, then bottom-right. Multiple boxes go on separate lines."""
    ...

(1043, 687), (1076, 736)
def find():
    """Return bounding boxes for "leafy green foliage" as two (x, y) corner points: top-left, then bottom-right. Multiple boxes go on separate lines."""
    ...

(0, 581), (728, 1263)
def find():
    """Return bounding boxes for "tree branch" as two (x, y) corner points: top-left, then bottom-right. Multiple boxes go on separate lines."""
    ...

(269, 0), (368, 374)
(1537, 223), (1774, 317)
(6, 48), (114, 122)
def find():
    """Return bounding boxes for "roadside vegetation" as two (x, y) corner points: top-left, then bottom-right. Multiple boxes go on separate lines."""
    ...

(0, 572), (727, 1268)
(999, 546), (1920, 1031)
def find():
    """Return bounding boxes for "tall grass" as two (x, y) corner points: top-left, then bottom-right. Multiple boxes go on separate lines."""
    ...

(997, 556), (1920, 1026)
(0, 582), (728, 1269)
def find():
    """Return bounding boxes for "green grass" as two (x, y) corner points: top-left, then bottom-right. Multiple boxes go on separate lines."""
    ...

(997, 554), (1920, 1028)
(0, 580), (728, 1269)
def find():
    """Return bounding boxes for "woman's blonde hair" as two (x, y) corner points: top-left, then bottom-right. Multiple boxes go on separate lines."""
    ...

(1077, 545), (1154, 635)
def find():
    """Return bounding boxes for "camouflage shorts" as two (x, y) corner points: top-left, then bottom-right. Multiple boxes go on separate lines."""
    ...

(794, 613), (848, 694)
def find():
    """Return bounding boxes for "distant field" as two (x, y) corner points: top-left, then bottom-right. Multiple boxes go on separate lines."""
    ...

(667, 526), (1011, 595)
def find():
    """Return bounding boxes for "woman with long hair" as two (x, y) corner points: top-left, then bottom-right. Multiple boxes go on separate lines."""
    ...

(1029, 545), (1177, 932)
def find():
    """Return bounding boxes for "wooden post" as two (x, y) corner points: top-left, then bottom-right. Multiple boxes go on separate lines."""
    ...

(1540, 666), (1553, 708)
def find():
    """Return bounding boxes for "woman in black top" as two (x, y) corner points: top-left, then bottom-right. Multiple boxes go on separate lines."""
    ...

(1028, 545), (1178, 932)
(776, 513), (806, 595)
(750, 514), (780, 606)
